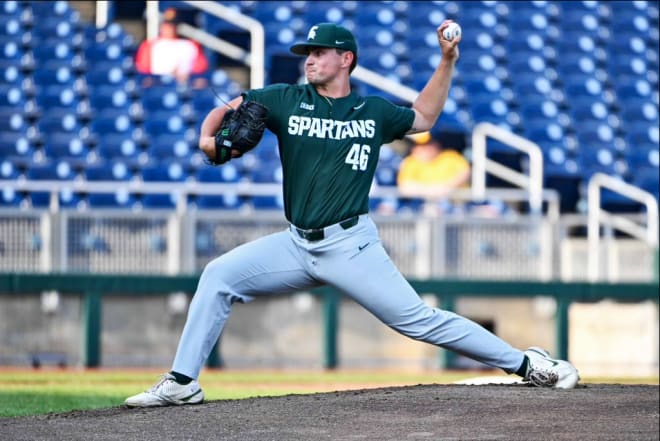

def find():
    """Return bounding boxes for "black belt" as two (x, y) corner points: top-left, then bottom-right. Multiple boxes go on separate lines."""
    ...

(294, 215), (359, 242)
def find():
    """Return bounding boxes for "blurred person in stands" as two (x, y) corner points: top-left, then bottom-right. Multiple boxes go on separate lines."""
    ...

(134, 8), (209, 87)
(397, 129), (471, 215)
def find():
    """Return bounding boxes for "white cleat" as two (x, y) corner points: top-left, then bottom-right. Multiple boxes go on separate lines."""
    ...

(524, 347), (580, 389)
(124, 373), (204, 408)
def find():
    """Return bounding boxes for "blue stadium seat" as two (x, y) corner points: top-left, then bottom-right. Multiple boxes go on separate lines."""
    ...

(85, 161), (133, 182)
(84, 160), (137, 208)
(624, 124), (659, 154)
(143, 115), (188, 139)
(374, 165), (397, 186)
(0, 59), (24, 85)
(37, 108), (82, 134)
(42, 133), (89, 165)
(87, 190), (136, 209)
(0, 84), (25, 107)
(196, 163), (242, 183)
(31, 40), (75, 63)
(0, 131), (34, 165)
(0, 186), (24, 207)
(83, 41), (125, 62)
(543, 160), (582, 213)
(89, 114), (134, 137)
(563, 76), (605, 100)
(619, 100), (659, 125)
(25, 161), (81, 208)
(632, 168), (660, 199)
(141, 162), (188, 183)
(140, 193), (179, 209)
(88, 86), (131, 112)
(1, 1), (23, 17)
(141, 87), (181, 114)
(34, 85), (79, 111)
(84, 65), (127, 87)
(95, 134), (142, 163)
(0, 108), (27, 133)
(1, 41), (24, 68)
(139, 161), (189, 209)
(251, 193), (284, 211)
(147, 135), (193, 162)
(195, 193), (245, 210)
(0, 159), (19, 180)
(615, 79), (655, 101)
(250, 160), (282, 184)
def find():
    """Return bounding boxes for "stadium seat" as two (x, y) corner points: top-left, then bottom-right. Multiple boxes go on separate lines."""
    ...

(195, 193), (245, 210)
(0, 84), (25, 107)
(42, 133), (89, 166)
(89, 114), (134, 136)
(84, 65), (126, 87)
(196, 163), (242, 183)
(0, 159), (19, 181)
(1, 1), (23, 17)
(143, 115), (188, 139)
(0, 59), (24, 85)
(88, 86), (131, 111)
(0, 109), (27, 133)
(139, 161), (189, 209)
(34, 85), (79, 110)
(0, 186), (24, 207)
(87, 190), (136, 209)
(84, 161), (133, 182)
(543, 161), (582, 213)
(147, 135), (193, 162)
(140, 193), (179, 209)
(632, 168), (660, 199)
(31, 41), (75, 63)
(0, 131), (34, 165)
(25, 161), (81, 209)
(94, 134), (143, 166)
(141, 162), (188, 183)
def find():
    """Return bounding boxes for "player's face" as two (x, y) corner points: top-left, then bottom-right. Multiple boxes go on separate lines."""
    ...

(304, 47), (345, 85)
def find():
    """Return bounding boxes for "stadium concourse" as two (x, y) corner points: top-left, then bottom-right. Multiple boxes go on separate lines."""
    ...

(0, 0), (658, 213)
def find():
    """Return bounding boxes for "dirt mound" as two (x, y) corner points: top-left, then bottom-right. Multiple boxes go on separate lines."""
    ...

(1, 383), (658, 441)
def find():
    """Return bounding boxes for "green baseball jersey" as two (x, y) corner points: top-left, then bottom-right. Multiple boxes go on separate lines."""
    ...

(243, 83), (414, 229)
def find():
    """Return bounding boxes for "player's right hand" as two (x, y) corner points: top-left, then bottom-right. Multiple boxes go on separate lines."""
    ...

(437, 20), (460, 61)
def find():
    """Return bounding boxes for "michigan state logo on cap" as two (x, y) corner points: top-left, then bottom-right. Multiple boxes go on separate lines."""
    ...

(290, 22), (358, 59)
(307, 25), (318, 41)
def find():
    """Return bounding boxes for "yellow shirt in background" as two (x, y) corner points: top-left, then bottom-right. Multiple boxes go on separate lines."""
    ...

(397, 150), (470, 186)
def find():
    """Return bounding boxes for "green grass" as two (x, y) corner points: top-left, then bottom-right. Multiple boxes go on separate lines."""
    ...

(1, 369), (657, 418)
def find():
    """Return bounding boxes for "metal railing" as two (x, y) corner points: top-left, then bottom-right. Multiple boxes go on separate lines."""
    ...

(177, 0), (265, 89)
(587, 173), (659, 282)
(471, 122), (545, 216)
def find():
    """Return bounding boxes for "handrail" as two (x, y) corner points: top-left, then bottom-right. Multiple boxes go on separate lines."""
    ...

(95, 0), (110, 28)
(177, 0), (265, 89)
(351, 65), (419, 102)
(471, 122), (545, 215)
(587, 172), (659, 282)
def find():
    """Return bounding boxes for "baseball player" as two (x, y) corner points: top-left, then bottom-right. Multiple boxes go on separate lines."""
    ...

(125, 21), (579, 408)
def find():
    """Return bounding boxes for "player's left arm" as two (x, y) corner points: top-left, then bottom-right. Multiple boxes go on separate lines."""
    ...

(198, 96), (244, 160)
(408, 20), (461, 134)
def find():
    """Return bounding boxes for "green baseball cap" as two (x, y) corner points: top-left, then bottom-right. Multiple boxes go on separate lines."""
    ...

(290, 22), (358, 63)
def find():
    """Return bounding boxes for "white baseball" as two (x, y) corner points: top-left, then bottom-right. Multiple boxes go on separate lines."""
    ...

(442, 22), (462, 41)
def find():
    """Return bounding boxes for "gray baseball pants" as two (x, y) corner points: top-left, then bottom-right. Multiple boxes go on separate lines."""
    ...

(172, 215), (525, 379)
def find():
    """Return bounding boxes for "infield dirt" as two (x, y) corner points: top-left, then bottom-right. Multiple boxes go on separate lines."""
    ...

(1, 383), (658, 440)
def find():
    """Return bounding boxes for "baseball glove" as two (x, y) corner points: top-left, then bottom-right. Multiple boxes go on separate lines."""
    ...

(210, 100), (269, 165)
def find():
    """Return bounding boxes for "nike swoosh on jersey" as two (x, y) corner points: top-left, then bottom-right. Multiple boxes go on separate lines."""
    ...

(335, 40), (345, 44)
(353, 102), (365, 110)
